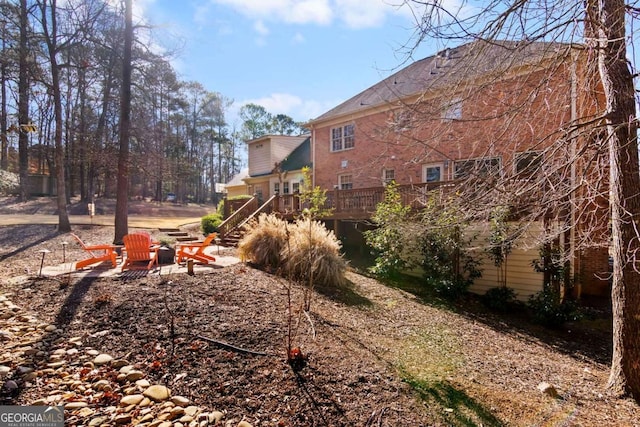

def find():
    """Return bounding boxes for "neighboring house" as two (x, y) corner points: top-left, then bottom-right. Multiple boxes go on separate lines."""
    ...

(243, 134), (310, 202)
(225, 168), (249, 198)
(305, 40), (608, 299)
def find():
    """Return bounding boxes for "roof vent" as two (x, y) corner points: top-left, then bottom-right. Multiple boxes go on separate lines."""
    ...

(437, 48), (450, 59)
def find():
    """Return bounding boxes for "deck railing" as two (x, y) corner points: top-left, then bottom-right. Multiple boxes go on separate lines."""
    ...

(236, 181), (460, 221)
(217, 196), (259, 238)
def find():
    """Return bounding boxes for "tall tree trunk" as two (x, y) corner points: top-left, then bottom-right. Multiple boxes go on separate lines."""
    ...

(42, 0), (71, 231)
(114, 0), (132, 244)
(588, 0), (640, 399)
(1, 27), (7, 171)
(17, 0), (29, 201)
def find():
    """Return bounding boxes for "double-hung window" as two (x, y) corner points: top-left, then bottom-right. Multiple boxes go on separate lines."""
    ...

(514, 151), (543, 178)
(383, 169), (395, 184)
(283, 181), (290, 194)
(331, 124), (355, 152)
(339, 174), (353, 190)
(454, 157), (501, 179)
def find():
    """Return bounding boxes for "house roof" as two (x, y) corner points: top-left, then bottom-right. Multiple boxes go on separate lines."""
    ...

(308, 40), (574, 124)
(278, 137), (312, 172)
(226, 168), (249, 187)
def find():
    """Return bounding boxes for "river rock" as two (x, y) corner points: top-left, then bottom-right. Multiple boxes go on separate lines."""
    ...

(120, 394), (145, 406)
(143, 384), (171, 401)
(93, 354), (113, 366)
(171, 395), (190, 406)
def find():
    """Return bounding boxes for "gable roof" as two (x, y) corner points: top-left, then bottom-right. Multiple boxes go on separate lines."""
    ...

(226, 168), (249, 187)
(309, 40), (574, 124)
(278, 137), (311, 172)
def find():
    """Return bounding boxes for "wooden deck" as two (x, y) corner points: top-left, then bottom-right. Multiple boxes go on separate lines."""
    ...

(277, 181), (459, 220)
(217, 181), (459, 243)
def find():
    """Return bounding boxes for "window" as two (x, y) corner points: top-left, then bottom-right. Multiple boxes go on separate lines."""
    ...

(283, 181), (290, 194)
(383, 169), (395, 184)
(292, 182), (300, 193)
(331, 124), (355, 152)
(454, 157), (501, 179)
(274, 182), (280, 194)
(442, 98), (462, 121)
(423, 163), (444, 183)
(339, 174), (353, 190)
(514, 151), (543, 178)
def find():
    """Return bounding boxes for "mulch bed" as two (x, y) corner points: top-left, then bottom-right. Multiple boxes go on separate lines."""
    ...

(0, 224), (639, 426)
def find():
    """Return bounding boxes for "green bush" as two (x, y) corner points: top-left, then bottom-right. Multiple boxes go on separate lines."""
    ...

(363, 182), (413, 279)
(527, 287), (581, 328)
(201, 213), (223, 235)
(482, 286), (518, 312)
(418, 214), (481, 301)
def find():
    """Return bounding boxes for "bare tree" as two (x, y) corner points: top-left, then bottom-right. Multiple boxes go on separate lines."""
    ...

(402, 0), (640, 400)
(114, 0), (132, 244)
(17, 0), (30, 202)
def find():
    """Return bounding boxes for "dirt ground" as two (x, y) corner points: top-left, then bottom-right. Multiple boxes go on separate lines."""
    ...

(0, 198), (639, 426)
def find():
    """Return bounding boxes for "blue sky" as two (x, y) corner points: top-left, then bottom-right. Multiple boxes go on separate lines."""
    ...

(135, 0), (448, 127)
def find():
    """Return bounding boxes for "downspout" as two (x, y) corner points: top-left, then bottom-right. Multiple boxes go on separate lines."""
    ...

(310, 124), (316, 188)
(570, 51), (579, 298)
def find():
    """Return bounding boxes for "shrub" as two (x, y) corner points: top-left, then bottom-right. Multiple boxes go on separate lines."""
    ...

(283, 218), (347, 288)
(237, 213), (289, 269)
(482, 286), (518, 312)
(201, 213), (223, 235)
(418, 198), (481, 300)
(527, 287), (582, 328)
(363, 182), (413, 279)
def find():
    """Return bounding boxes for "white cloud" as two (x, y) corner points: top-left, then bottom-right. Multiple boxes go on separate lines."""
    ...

(334, 0), (388, 29)
(292, 32), (306, 44)
(212, 0), (333, 26)
(209, 0), (416, 29)
(254, 20), (270, 36)
(235, 93), (341, 122)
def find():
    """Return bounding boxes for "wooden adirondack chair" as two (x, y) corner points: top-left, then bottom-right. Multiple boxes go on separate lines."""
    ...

(175, 233), (217, 265)
(121, 233), (159, 271)
(70, 233), (118, 270)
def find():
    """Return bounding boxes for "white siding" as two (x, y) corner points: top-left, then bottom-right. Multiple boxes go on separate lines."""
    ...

(248, 140), (272, 176)
(469, 221), (545, 301)
(403, 221), (547, 301)
(248, 136), (307, 176)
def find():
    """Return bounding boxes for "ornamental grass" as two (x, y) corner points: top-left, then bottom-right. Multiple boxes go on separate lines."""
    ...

(282, 218), (347, 288)
(237, 213), (289, 270)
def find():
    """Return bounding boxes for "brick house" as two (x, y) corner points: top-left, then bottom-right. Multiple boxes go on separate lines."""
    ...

(305, 40), (609, 299)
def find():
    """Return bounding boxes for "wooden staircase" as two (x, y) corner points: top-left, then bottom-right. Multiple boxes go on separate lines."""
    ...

(217, 195), (278, 246)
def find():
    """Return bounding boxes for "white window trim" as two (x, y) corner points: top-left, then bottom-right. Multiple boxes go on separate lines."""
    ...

(383, 168), (395, 184)
(330, 124), (355, 152)
(422, 163), (445, 183)
(338, 174), (353, 190)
